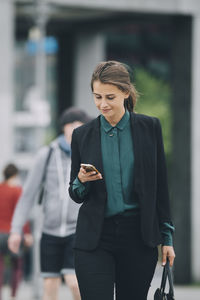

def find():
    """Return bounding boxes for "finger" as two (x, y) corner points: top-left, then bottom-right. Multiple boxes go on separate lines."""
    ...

(13, 246), (19, 254)
(162, 250), (167, 266)
(168, 254), (175, 267)
(169, 256), (174, 267)
(8, 240), (19, 254)
(13, 242), (19, 253)
(91, 172), (102, 179)
(80, 167), (87, 174)
(85, 171), (101, 177)
(84, 170), (98, 176)
(86, 173), (102, 181)
(9, 243), (17, 253)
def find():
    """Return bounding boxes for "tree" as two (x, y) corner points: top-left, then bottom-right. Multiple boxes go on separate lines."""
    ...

(134, 68), (172, 162)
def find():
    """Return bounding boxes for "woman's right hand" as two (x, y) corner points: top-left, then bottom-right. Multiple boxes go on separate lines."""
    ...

(78, 167), (102, 183)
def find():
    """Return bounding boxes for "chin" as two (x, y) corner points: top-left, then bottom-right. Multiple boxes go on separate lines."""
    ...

(102, 110), (112, 115)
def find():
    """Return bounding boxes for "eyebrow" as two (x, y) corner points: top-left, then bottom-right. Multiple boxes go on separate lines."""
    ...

(93, 93), (115, 96)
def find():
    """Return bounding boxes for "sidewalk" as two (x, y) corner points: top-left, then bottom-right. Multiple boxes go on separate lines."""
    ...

(2, 265), (200, 300)
(148, 264), (200, 299)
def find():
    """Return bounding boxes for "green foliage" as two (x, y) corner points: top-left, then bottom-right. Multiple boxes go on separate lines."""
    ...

(134, 68), (172, 159)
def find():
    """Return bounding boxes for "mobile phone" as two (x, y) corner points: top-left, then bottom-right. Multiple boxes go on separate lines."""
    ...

(81, 163), (99, 174)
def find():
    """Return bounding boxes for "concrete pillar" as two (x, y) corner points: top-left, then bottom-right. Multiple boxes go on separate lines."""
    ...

(191, 14), (200, 282)
(170, 16), (192, 284)
(0, 0), (14, 176)
(73, 34), (106, 116)
(57, 34), (74, 115)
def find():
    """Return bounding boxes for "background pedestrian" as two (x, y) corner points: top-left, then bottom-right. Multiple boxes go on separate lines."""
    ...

(8, 107), (91, 300)
(0, 163), (32, 300)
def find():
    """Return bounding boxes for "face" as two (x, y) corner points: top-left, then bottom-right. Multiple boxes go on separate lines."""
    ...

(92, 80), (129, 123)
(63, 121), (83, 144)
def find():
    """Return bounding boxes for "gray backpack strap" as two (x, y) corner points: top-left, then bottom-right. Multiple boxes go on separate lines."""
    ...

(38, 146), (54, 204)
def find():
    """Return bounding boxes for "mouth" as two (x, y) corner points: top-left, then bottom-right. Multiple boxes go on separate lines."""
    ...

(101, 109), (111, 113)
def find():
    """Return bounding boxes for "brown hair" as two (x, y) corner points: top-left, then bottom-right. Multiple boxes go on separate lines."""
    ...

(3, 163), (19, 180)
(91, 61), (138, 112)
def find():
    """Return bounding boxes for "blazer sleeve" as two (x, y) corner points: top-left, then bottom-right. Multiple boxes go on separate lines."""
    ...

(155, 118), (173, 225)
(69, 129), (88, 203)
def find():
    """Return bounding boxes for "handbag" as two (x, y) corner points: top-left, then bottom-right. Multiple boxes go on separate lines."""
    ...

(154, 259), (175, 300)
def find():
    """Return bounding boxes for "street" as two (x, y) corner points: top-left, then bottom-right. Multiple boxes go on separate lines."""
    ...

(2, 264), (200, 300)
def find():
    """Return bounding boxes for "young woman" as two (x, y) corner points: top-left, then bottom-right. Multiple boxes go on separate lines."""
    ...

(69, 61), (175, 300)
(0, 164), (32, 300)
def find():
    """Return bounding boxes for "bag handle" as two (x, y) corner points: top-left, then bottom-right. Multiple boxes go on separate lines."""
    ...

(160, 259), (175, 298)
(160, 260), (168, 293)
(166, 260), (175, 297)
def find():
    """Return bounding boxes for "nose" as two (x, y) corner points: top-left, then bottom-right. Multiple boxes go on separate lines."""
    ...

(100, 98), (108, 109)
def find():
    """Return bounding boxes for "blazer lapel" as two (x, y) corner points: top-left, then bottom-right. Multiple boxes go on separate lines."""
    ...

(92, 116), (107, 193)
(91, 116), (103, 175)
(130, 113), (143, 200)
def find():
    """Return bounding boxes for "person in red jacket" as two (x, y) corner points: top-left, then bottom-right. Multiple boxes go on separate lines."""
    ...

(0, 164), (32, 300)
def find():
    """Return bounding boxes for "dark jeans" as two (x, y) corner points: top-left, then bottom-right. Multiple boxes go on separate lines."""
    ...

(74, 214), (158, 300)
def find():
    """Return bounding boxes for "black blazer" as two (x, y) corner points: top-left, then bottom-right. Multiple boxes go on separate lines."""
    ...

(69, 112), (172, 250)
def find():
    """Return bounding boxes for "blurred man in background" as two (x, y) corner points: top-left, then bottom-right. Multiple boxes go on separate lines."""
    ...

(8, 107), (91, 300)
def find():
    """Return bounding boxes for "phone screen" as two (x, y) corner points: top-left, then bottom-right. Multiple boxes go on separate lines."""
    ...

(81, 164), (99, 174)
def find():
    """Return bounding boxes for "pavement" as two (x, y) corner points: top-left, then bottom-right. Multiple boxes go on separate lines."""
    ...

(2, 264), (200, 300)
(148, 264), (200, 300)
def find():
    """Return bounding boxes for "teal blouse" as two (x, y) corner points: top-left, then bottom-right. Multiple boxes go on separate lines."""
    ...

(100, 111), (139, 217)
(72, 112), (174, 245)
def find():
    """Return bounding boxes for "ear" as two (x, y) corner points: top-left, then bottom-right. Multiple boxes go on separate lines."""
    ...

(124, 91), (130, 98)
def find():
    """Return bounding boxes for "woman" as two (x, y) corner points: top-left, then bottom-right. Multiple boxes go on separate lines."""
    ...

(0, 164), (32, 300)
(69, 61), (175, 300)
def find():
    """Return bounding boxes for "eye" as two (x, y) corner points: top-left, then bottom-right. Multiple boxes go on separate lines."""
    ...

(107, 96), (115, 100)
(94, 95), (101, 99)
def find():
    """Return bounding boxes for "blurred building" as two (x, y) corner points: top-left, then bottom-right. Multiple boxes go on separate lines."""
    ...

(0, 0), (200, 284)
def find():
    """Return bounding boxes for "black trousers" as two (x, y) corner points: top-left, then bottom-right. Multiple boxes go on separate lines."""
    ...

(74, 214), (158, 300)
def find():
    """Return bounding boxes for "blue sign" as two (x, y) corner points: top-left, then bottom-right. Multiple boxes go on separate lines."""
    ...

(26, 37), (58, 55)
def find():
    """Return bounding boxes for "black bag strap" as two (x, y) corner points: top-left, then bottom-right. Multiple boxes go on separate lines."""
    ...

(160, 259), (175, 298)
(160, 260), (168, 293)
(38, 146), (53, 204)
(166, 260), (175, 297)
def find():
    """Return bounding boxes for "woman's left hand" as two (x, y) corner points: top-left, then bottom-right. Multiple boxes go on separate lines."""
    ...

(162, 246), (175, 267)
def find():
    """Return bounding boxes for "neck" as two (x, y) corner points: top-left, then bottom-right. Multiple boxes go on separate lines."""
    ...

(5, 177), (17, 187)
(64, 134), (71, 144)
(105, 109), (125, 127)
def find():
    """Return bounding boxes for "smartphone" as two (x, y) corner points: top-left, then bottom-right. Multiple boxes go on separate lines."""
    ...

(81, 163), (99, 174)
